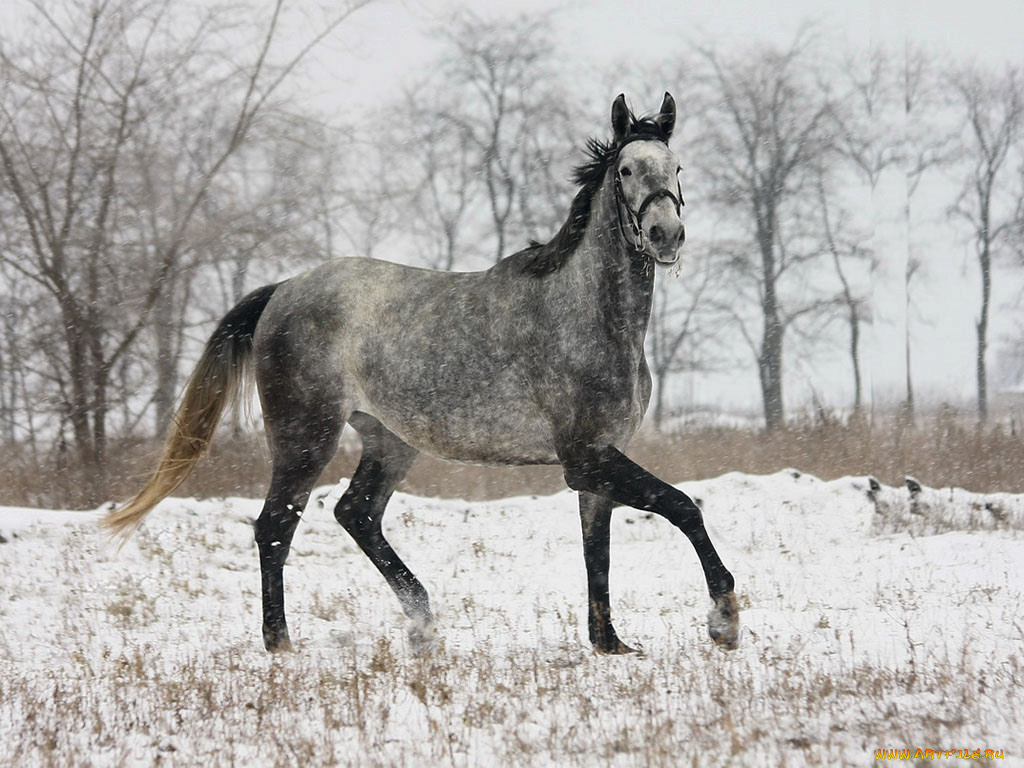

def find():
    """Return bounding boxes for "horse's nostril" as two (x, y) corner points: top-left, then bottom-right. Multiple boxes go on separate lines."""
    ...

(650, 225), (663, 244)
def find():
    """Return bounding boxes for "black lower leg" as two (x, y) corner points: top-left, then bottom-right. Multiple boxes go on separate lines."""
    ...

(336, 455), (431, 624)
(579, 492), (635, 654)
(254, 508), (301, 651)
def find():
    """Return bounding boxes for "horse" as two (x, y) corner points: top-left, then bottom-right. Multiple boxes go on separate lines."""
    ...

(104, 92), (740, 654)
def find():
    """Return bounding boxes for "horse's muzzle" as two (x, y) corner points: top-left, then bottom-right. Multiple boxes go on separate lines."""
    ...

(649, 221), (684, 265)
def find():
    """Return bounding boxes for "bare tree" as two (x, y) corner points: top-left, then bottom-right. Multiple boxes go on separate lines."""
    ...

(816, 175), (873, 414)
(0, 0), (371, 500)
(826, 46), (905, 415)
(693, 34), (835, 429)
(833, 47), (902, 190)
(147, 116), (333, 434)
(393, 89), (482, 270)
(432, 10), (577, 263)
(949, 64), (1023, 423)
(899, 46), (956, 418)
(327, 136), (403, 262)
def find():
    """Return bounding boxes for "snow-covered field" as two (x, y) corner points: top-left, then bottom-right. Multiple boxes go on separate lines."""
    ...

(1, 470), (1021, 766)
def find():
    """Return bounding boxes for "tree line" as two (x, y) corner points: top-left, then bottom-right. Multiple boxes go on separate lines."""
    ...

(2, 3), (1023, 502)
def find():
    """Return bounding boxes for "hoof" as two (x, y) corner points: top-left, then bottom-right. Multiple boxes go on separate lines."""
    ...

(263, 625), (294, 653)
(592, 634), (642, 655)
(593, 638), (638, 659)
(708, 592), (740, 650)
(408, 618), (437, 653)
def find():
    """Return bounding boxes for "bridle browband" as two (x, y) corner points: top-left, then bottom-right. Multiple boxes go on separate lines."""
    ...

(611, 136), (685, 255)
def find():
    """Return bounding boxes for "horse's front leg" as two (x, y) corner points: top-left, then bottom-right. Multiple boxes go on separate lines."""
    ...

(561, 444), (739, 650)
(578, 492), (639, 654)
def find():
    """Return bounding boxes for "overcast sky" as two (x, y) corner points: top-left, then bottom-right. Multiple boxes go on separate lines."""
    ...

(316, 0), (1023, 108)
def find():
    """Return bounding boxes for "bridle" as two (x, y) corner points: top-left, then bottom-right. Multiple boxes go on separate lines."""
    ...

(612, 141), (685, 256)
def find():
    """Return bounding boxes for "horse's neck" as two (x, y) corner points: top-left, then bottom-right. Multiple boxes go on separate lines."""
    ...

(557, 179), (655, 348)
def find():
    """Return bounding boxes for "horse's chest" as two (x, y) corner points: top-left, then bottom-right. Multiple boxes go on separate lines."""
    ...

(592, 355), (649, 423)
(536, 339), (650, 442)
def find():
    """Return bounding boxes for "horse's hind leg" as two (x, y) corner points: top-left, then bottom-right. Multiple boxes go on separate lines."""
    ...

(255, 413), (343, 652)
(335, 415), (432, 643)
(579, 492), (638, 654)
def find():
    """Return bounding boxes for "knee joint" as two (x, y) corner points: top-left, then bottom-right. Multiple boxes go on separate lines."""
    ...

(253, 509), (299, 546)
(334, 496), (377, 536)
(253, 517), (298, 570)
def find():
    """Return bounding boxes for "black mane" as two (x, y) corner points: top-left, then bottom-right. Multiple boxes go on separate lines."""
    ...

(515, 111), (670, 277)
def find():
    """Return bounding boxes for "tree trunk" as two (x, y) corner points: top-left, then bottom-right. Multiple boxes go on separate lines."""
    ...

(977, 243), (991, 422)
(61, 300), (95, 469)
(903, 193), (915, 421)
(90, 365), (110, 502)
(0, 338), (11, 445)
(759, 323), (785, 431)
(904, 325), (915, 421)
(849, 307), (862, 413)
(232, 250), (250, 303)
(757, 211), (785, 431)
(153, 279), (179, 436)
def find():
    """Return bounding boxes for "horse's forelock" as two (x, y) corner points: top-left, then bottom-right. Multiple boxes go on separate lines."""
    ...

(572, 114), (670, 188)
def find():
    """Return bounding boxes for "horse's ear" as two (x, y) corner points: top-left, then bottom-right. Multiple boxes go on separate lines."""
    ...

(611, 94), (630, 143)
(655, 91), (676, 139)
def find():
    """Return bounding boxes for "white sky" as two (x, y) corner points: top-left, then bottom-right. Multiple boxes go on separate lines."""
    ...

(316, 0), (1023, 107)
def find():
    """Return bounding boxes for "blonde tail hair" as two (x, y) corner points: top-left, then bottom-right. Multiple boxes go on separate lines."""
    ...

(102, 284), (279, 542)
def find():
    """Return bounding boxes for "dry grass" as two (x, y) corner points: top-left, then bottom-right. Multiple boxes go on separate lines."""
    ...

(639, 409), (1024, 495)
(3, 407), (1023, 510)
(4, 636), (1017, 767)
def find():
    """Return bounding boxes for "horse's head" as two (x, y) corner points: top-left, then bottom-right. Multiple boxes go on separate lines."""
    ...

(610, 93), (685, 266)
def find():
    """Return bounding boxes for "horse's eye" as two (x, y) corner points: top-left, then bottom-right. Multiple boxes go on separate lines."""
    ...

(620, 166), (631, 177)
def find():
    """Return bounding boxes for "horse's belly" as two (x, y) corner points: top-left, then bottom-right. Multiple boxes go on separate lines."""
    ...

(374, 403), (560, 466)
(352, 365), (558, 465)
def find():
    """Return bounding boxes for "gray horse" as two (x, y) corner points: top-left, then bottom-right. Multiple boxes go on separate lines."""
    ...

(105, 93), (740, 654)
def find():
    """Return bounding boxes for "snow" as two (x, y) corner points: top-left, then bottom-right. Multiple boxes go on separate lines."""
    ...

(1, 471), (1022, 766)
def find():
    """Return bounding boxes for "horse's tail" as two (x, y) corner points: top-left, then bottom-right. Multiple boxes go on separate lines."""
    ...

(102, 283), (280, 542)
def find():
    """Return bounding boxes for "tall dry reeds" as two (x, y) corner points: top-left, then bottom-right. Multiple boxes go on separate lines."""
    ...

(2, 407), (1021, 510)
